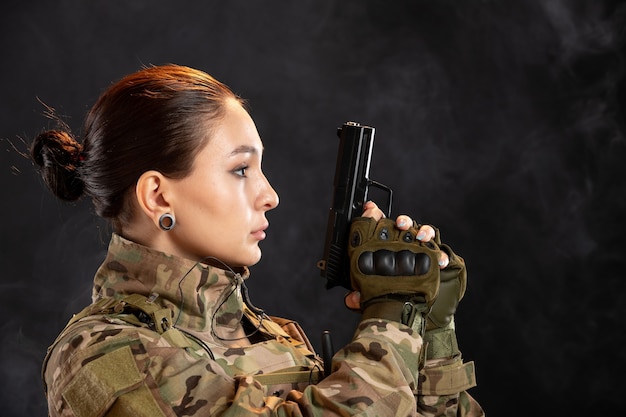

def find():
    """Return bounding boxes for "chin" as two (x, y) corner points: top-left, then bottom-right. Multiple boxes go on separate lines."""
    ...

(244, 249), (263, 267)
(245, 255), (262, 267)
(229, 250), (262, 269)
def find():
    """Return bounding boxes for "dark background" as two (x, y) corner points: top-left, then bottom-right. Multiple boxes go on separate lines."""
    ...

(1, 0), (625, 415)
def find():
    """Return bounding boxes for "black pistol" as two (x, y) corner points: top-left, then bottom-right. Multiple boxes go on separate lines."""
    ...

(317, 121), (393, 290)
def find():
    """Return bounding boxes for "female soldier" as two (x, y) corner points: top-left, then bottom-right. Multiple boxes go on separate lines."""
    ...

(32, 64), (483, 416)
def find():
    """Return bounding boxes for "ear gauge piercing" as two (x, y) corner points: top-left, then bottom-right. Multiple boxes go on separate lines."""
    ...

(159, 213), (175, 231)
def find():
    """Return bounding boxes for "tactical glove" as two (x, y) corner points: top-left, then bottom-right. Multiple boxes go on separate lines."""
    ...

(424, 243), (467, 359)
(347, 217), (441, 333)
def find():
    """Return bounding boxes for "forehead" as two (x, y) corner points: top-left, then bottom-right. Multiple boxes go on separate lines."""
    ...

(200, 99), (264, 158)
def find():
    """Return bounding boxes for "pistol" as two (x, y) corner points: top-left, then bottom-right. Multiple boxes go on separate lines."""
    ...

(317, 121), (393, 290)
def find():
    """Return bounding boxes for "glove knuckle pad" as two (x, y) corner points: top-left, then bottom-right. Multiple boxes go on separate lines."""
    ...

(357, 250), (431, 276)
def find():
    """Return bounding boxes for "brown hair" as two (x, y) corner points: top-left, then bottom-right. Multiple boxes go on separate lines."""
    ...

(31, 64), (241, 229)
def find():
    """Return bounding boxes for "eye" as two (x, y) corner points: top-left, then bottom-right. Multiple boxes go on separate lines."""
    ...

(233, 165), (248, 177)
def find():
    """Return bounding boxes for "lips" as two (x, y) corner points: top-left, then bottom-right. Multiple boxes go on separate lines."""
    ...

(251, 223), (268, 240)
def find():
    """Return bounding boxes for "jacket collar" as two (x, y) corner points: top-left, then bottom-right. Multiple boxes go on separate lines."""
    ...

(92, 233), (251, 334)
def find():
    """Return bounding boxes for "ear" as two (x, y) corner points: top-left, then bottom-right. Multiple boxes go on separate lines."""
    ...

(135, 170), (174, 230)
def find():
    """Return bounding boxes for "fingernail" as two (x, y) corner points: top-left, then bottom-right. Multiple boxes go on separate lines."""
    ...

(416, 231), (426, 240)
(397, 218), (406, 227)
(439, 259), (448, 267)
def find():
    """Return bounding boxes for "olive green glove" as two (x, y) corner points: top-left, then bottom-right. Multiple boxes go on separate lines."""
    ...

(347, 217), (441, 333)
(424, 243), (467, 359)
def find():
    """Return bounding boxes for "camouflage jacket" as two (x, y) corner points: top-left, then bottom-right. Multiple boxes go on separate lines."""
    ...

(42, 234), (483, 416)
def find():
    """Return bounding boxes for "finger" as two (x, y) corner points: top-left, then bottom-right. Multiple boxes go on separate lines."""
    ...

(344, 291), (361, 311)
(396, 215), (413, 230)
(438, 251), (450, 269)
(416, 225), (436, 242)
(361, 201), (385, 221)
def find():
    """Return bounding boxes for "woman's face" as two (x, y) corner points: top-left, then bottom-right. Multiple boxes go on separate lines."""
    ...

(167, 98), (279, 267)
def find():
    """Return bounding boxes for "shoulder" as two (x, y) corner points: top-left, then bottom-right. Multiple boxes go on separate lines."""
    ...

(43, 315), (231, 417)
(44, 315), (152, 385)
(45, 313), (214, 374)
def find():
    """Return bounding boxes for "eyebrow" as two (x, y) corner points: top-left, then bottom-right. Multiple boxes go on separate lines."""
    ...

(229, 145), (262, 156)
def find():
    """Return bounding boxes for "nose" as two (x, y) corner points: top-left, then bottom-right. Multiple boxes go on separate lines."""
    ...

(258, 174), (279, 211)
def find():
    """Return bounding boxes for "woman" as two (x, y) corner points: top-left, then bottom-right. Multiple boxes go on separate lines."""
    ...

(32, 64), (483, 416)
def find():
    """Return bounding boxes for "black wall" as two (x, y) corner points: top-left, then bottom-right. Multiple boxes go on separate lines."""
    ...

(1, 1), (625, 415)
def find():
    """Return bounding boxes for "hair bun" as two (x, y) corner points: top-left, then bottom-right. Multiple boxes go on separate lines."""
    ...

(31, 130), (85, 201)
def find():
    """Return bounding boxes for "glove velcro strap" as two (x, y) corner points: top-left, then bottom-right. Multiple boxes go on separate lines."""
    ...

(361, 295), (428, 336)
(423, 320), (460, 359)
(418, 359), (477, 396)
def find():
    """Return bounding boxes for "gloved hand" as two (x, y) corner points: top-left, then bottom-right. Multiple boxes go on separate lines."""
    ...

(347, 216), (442, 332)
(424, 243), (467, 359)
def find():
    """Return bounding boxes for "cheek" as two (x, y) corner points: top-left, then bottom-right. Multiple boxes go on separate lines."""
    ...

(179, 177), (225, 213)
(175, 193), (222, 235)
(176, 177), (249, 234)
(193, 199), (243, 235)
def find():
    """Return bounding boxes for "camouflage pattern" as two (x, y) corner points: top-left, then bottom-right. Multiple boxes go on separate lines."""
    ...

(43, 233), (484, 416)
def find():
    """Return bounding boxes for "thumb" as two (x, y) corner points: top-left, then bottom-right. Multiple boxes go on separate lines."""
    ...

(344, 291), (361, 311)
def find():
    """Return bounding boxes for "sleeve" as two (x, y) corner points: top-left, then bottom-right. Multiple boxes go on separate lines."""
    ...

(289, 319), (424, 416)
(417, 355), (483, 416)
(222, 319), (485, 417)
